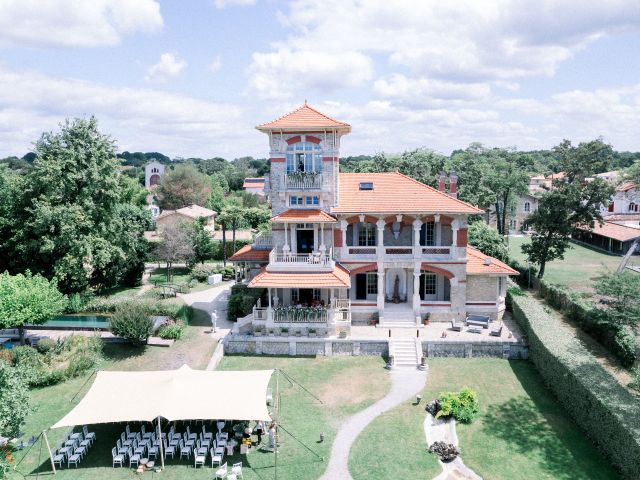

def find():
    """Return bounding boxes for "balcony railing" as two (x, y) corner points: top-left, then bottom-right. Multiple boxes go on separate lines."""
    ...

(251, 301), (351, 326)
(268, 248), (334, 271)
(253, 231), (273, 250)
(273, 306), (329, 323)
(283, 173), (324, 190)
(421, 246), (451, 256)
(341, 245), (456, 260)
(384, 247), (413, 256)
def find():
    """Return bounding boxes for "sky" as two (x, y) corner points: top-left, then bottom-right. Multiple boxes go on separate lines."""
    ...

(1, 0), (640, 160)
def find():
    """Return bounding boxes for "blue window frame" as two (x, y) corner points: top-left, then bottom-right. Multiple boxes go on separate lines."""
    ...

(305, 196), (319, 206)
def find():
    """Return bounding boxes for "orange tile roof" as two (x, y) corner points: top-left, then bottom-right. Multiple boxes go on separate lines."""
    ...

(256, 103), (351, 132)
(333, 172), (483, 215)
(575, 221), (640, 242)
(272, 209), (337, 223)
(229, 245), (270, 263)
(243, 177), (265, 188)
(466, 247), (518, 275)
(616, 180), (637, 192)
(248, 265), (351, 288)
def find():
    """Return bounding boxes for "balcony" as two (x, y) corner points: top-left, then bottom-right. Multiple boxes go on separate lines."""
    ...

(283, 173), (324, 190)
(267, 248), (335, 272)
(249, 298), (351, 331)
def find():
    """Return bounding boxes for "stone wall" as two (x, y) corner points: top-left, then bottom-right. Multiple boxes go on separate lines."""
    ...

(466, 276), (497, 302)
(422, 340), (528, 359)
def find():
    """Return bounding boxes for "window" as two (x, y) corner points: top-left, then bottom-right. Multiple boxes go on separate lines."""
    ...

(151, 167), (159, 173)
(313, 289), (321, 301)
(423, 273), (436, 296)
(359, 182), (374, 190)
(305, 196), (319, 206)
(290, 196), (303, 206)
(524, 201), (531, 213)
(629, 202), (638, 212)
(509, 219), (517, 230)
(421, 221), (435, 246)
(366, 273), (378, 295)
(291, 289), (299, 303)
(358, 223), (376, 246)
(498, 277), (505, 297)
(286, 141), (322, 173)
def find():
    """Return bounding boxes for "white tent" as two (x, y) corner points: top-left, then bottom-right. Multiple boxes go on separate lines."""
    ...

(52, 365), (273, 429)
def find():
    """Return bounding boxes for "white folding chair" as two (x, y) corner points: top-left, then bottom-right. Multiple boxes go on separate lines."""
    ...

(129, 448), (140, 468)
(164, 440), (176, 460)
(179, 439), (191, 460)
(82, 425), (96, 445)
(67, 452), (81, 468)
(52, 449), (66, 469)
(231, 462), (244, 479)
(194, 448), (207, 468)
(202, 425), (213, 442)
(112, 447), (125, 468)
(126, 424), (136, 440)
(211, 446), (224, 466)
(186, 425), (197, 442)
(214, 459), (227, 477)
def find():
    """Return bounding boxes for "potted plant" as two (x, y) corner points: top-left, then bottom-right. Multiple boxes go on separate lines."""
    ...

(338, 328), (347, 339)
(268, 329), (275, 337)
(295, 330), (302, 337)
(281, 327), (289, 337)
(254, 327), (263, 337)
(308, 328), (317, 338)
(423, 313), (430, 326)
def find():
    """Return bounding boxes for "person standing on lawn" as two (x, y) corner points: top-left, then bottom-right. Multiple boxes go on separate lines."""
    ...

(255, 420), (265, 445)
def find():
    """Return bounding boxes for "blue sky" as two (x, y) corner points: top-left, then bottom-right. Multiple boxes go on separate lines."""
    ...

(1, 0), (639, 159)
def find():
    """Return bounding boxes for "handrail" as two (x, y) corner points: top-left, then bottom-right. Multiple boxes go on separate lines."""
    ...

(283, 173), (323, 190)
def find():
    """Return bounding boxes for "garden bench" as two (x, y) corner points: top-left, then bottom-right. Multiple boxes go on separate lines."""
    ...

(466, 314), (491, 328)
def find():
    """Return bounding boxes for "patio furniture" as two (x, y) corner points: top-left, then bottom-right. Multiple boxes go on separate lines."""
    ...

(116, 439), (128, 457)
(83, 425), (95, 445)
(134, 440), (146, 457)
(179, 439), (191, 460)
(74, 445), (87, 459)
(490, 325), (503, 337)
(112, 447), (125, 467)
(53, 449), (66, 469)
(202, 426), (213, 442)
(68, 452), (81, 468)
(231, 462), (244, 479)
(450, 319), (463, 332)
(211, 446), (224, 466)
(121, 432), (133, 449)
(187, 426), (198, 441)
(466, 314), (491, 328)
(467, 326), (482, 334)
(194, 448), (207, 468)
(126, 425), (136, 440)
(214, 461), (227, 479)
(58, 444), (72, 459)
(164, 440), (176, 460)
(147, 443), (159, 460)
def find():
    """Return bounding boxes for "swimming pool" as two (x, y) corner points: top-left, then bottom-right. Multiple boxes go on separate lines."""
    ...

(40, 314), (111, 330)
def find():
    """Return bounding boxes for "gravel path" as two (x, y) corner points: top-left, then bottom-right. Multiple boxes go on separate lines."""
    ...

(319, 367), (427, 480)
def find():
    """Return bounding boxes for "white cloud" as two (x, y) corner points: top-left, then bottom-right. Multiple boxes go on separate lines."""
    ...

(145, 52), (187, 82)
(0, 65), (257, 159)
(0, 0), (163, 48)
(211, 0), (255, 9)
(209, 55), (222, 74)
(249, 48), (374, 99)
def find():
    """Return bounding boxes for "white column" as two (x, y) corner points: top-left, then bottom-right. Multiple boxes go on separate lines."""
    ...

(376, 219), (385, 258)
(377, 266), (385, 313)
(412, 219), (422, 257)
(283, 222), (290, 252)
(413, 266), (421, 314)
(320, 223), (326, 252)
(340, 220), (348, 256)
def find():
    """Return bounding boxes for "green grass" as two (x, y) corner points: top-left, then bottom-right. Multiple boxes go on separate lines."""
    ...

(149, 267), (192, 286)
(508, 237), (625, 292)
(350, 358), (620, 480)
(10, 355), (390, 480)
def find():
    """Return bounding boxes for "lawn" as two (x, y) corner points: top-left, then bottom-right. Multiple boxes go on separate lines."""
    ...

(10, 355), (390, 480)
(349, 358), (620, 480)
(507, 236), (632, 292)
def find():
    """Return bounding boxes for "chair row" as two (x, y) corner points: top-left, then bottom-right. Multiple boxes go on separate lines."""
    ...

(53, 426), (96, 469)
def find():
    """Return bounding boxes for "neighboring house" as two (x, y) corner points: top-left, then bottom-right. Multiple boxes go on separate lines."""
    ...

(155, 204), (216, 231)
(230, 103), (517, 330)
(602, 181), (640, 221)
(243, 178), (266, 196)
(573, 221), (640, 255)
(147, 203), (161, 219)
(145, 160), (165, 188)
(489, 176), (544, 234)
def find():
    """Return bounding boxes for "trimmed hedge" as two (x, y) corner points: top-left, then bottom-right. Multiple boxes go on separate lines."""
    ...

(539, 281), (637, 367)
(509, 292), (640, 479)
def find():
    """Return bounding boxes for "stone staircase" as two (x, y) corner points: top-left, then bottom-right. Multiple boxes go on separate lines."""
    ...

(381, 306), (417, 328)
(389, 338), (422, 368)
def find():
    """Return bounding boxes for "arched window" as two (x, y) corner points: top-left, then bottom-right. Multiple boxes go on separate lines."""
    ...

(523, 201), (531, 213)
(286, 142), (322, 174)
(151, 167), (159, 173)
(629, 202), (638, 212)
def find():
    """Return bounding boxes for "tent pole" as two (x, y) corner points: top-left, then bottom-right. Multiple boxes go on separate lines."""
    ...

(157, 417), (165, 470)
(42, 430), (56, 475)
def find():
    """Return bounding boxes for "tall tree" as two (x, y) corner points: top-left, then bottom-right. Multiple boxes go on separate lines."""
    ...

(0, 271), (67, 343)
(523, 179), (613, 278)
(156, 164), (211, 209)
(191, 217), (214, 264)
(0, 117), (151, 293)
(154, 223), (194, 282)
(0, 361), (29, 440)
(468, 221), (509, 261)
(595, 272), (640, 330)
(219, 201), (245, 256)
(554, 138), (613, 181)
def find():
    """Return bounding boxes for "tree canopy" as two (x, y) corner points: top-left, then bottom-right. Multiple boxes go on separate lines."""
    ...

(156, 164), (211, 210)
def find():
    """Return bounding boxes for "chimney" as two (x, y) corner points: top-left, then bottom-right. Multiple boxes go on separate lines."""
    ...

(449, 171), (458, 198)
(438, 171), (447, 192)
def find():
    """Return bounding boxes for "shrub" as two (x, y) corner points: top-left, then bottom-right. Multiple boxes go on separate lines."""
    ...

(629, 368), (640, 393)
(190, 264), (213, 282)
(436, 387), (479, 424)
(425, 399), (440, 416)
(509, 292), (640, 478)
(158, 320), (185, 340)
(227, 284), (265, 321)
(66, 292), (87, 313)
(0, 349), (13, 366)
(35, 338), (56, 354)
(428, 441), (459, 462)
(109, 303), (153, 346)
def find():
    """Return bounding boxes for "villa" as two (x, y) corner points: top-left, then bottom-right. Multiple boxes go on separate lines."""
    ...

(231, 103), (517, 332)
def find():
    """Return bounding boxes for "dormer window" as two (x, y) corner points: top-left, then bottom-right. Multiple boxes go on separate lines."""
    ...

(286, 141), (322, 174)
(359, 182), (374, 190)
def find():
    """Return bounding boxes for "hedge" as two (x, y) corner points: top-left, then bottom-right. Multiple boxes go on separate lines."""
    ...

(227, 284), (265, 322)
(538, 281), (637, 367)
(509, 292), (640, 479)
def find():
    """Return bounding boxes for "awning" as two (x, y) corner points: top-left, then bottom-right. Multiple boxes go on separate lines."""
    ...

(51, 365), (273, 429)
(248, 265), (351, 288)
(272, 209), (337, 223)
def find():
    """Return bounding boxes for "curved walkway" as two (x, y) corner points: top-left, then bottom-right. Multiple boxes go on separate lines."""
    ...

(319, 367), (427, 480)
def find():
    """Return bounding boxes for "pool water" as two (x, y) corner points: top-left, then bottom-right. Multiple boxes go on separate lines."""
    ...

(43, 314), (111, 329)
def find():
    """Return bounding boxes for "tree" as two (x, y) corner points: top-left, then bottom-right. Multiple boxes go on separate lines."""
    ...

(468, 221), (508, 261)
(219, 202), (245, 256)
(0, 272), (67, 343)
(0, 118), (152, 293)
(191, 218), (214, 264)
(245, 206), (271, 230)
(0, 361), (29, 439)
(522, 179), (613, 278)
(109, 302), (153, 346)
(595, 272), (640, 330)
(554, 138), (613, 181)
(156, 164), (210, 209)
(155, 223), (194, 281)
